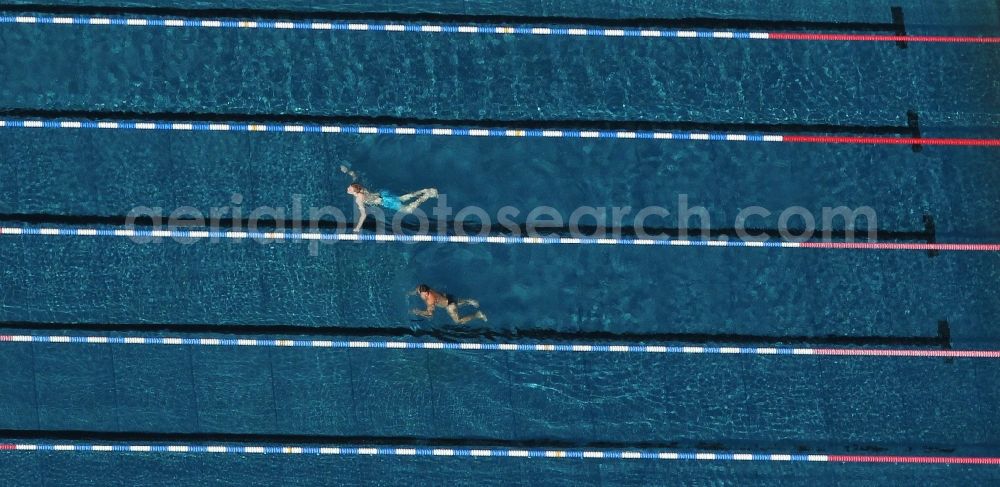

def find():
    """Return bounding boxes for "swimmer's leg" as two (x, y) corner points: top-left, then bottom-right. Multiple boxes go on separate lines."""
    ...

(400, 188), (439, 213)
(398, 189), (422, 202)
(399, 188), (438, 202)
(447, 304), (487, 325)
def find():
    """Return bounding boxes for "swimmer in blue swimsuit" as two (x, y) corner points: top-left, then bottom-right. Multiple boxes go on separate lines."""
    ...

(343, 165), (439, 232)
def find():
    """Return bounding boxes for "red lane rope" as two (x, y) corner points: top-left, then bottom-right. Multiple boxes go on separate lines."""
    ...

(828, 455), (1000, 464)
(783, 135), (1000, 147)
(769, 32), (1000, 43)
(814, 349), (1000, 358)
(799, 242), (1000, 251)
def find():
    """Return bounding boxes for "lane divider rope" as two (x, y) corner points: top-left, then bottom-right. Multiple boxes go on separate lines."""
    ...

(1, 225), (998, 252)
(1, 443), (997, 464)
(1, 118), (998, 147)
(3, 334), (997, 358)
(2, 14), (999, 44)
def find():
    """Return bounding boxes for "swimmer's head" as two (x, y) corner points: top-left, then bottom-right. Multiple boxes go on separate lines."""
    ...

(416, 284), (430, 297)
(347, 183), (363, 195)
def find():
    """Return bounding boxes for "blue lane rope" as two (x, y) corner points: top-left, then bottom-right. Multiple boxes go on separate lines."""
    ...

(4, 334), (997, 358)
(0, 118), (784, 143)
(2, 224), (999, 253)
(2, 118), (998, 147)
(0, 14), (767, 39)
(2, 442), (998, 464)
(0, 224), (803, 248)
(2, 14), (999, 44)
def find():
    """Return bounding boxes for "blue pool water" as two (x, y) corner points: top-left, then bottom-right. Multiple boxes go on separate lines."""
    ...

(0, 0), (999, 484)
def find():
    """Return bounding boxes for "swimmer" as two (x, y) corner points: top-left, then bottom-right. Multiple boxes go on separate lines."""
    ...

(409, 284), (487, 325)
(342, 165), (438, 232)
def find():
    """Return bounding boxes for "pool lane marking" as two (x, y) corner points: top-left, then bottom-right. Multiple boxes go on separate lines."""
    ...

(0, 442), (997, 464)
(1, 226), (999, 252)
(2, 334), (997, 358)
(1, 119), (999, 147)
(1, 14), (999, 44)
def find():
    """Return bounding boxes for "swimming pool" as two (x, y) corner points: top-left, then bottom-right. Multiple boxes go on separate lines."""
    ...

(0, 0), (999, 484)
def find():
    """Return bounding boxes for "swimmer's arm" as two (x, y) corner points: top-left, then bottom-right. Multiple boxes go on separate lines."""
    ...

(340, 165), (359, 181)
(411, 301), (435, 318)
(353, 201), (367, 232)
